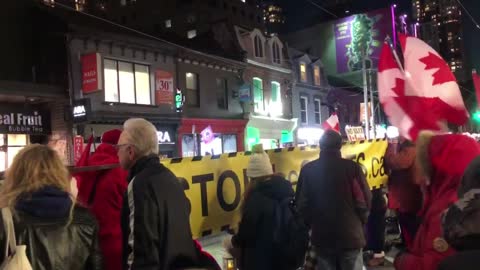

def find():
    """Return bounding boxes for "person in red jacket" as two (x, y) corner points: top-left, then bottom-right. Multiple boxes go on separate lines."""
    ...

(394, 131), (480, 270)
(75, 129), (128, 270)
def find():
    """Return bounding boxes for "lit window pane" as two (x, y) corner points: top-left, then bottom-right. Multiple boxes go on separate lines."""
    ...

(135, 64), (151, 105)
(314, 66), (321, 86)
(186, 73), (197, 90)
(253, 78), (264, 112)
(223, 134), (237, 153)
(119, 62), (135, 104)
(104, 59), (119, 102)
(8, 134), (27, 145)
(300, 63), (307, 82)
(7, 147), (23, 167)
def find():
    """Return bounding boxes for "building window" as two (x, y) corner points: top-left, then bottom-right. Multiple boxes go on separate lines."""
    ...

(300, 62), (307, 82)
(270, 81), (282, 116)
(300, 96), (308, 124)
(272, 42), (281, 64)
(254, 35), (263, 58)
(314, 66), (321, 86)
(165, 19), (172, 28)
(186, 72), (199, 107)
(0, 134), (29, 171)
(216, 78), (228, 110)
(253, 77), (264, 112)
(241, 0), (245, 2)
(314, 98), (321, 124)
(187, 30), (197, 39)
(104, 59), (151, 105)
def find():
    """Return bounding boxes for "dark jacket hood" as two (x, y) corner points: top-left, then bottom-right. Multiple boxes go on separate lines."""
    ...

(128, 155), (161, 182)
(255, 175), (293, 201)
(16, 186), (72, 219)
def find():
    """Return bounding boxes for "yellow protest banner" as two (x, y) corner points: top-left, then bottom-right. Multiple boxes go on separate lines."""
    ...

(162, 140), (388, 239)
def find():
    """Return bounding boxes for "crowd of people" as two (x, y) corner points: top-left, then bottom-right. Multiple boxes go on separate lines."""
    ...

(0, 119), (480, 270)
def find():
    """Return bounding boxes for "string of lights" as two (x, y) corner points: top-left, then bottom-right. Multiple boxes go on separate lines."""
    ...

(456, 0), (480, 29)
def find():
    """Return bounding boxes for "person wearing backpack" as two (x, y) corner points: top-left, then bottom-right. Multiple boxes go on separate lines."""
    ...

(0, 144), (102, 270)
(296, 130), (372, 270)
(229, 144), (303, 270)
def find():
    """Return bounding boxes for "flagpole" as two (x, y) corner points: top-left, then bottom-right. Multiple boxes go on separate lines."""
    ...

(362, 50), (370, 139)
(385, 36), (405, 74)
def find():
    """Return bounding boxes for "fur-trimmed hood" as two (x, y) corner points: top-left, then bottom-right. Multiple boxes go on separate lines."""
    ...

(416, 131), (480, 186)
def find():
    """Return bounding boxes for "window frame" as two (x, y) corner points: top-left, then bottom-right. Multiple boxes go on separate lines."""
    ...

(314, 98), (321, 124)
(254, 35), (264, 58)
(216, 78), (229, 110)
(252, 77), (264, 113)
(272, 42), (281, 64)
(313, 66), (321, 86)
(103, 58), (151, 105)
(270, 81), (282, 116)
(300, 96), (308, 124)
(300, 62), (307, 82)
(185, 72), (200, 107)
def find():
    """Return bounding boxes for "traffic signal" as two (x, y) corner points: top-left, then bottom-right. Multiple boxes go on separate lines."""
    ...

(473, 111), (480, 122)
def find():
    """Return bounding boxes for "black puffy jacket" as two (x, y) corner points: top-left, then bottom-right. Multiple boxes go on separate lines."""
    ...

(0, 205), (102, 270)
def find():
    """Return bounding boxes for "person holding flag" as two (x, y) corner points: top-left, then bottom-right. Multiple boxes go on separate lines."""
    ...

(378, 34), (479, 270)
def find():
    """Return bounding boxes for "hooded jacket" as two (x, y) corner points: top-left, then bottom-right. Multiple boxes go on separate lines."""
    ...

(437, 156), (480, 270)
(0, 186), (102, 270)
(296, 148), (372, 250)
(394, 132), (480, 270)
(75, 143), (128, 270)
(232, 175), (295, 270)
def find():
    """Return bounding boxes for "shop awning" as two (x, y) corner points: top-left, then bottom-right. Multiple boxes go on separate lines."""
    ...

(247, 115), (297, 139)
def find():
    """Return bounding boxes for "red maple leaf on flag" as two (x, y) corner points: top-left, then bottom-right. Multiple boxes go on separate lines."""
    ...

(392, 78), (405, 96)
(419, 52), (456, 86)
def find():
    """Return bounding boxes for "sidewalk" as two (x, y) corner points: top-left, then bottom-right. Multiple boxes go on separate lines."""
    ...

(198, 233), (395, 270)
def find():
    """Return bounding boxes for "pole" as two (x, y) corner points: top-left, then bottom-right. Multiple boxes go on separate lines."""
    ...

(362, 51), (370, 139)
(369, 69), (376, 138)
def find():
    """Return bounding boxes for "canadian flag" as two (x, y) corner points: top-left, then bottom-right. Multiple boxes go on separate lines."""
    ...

(473, 70), (480, 108)
(322, 113), (340, 132)
(378, 34), (468, 141)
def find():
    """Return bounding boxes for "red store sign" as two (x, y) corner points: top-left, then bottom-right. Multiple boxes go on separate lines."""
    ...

(155, 70), (174, 106)
(81, 53), (103, 94)
(73, 135), (84, 164)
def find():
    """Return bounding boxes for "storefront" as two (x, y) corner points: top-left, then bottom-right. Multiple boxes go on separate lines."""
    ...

(178, 118), (247, 157)
(246, 115), (297, 150)
(0, 104), (52, 171)
(296, 127), (324, 146)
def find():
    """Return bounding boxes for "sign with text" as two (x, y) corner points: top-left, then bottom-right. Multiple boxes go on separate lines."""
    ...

(162, 140), (388, 238)
(345, 126), (366, 142)
(81, 53), (103, 94)
(155, 70), (174, 106)
(71, 98), (91, 123)
(73, 136), (84, 163)
(0, 107), (51, 135)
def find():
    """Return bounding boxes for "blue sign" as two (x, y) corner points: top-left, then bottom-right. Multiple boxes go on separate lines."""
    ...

(239, 83), (251, 102)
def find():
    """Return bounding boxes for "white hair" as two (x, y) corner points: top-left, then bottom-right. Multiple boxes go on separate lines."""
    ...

(123, 118), (158, 157)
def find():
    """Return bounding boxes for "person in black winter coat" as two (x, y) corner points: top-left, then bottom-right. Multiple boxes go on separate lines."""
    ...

(296, 130), (372, 270)
(230, 144), (296, 270)
(0, 144), (102, 270)
(118, 118), (200, 270)
(438, 155), (480, 270)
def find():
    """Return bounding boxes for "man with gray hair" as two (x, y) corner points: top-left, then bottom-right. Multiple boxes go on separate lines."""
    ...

(117, 118), (199, 270)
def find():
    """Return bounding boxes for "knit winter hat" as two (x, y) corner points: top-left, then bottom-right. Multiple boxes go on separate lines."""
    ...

(101, 129), (122, 145)
(246, 144), (273, 178)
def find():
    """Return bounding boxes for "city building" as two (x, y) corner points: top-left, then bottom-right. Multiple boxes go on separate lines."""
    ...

(0, 0), (73, 168)
(233, 26), (296, 150)
(106, 0), (265, 40)
(412, 0), (466, 81)
(288, 48), (329, 145)
(261, 0), (285, 35)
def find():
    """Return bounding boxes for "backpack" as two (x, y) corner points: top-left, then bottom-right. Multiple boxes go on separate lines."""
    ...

(271, 197), (309, 269)
(0, 208), (32, 270)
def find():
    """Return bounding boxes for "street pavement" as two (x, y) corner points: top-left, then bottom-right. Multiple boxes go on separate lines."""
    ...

(198, 232), (395, 270)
